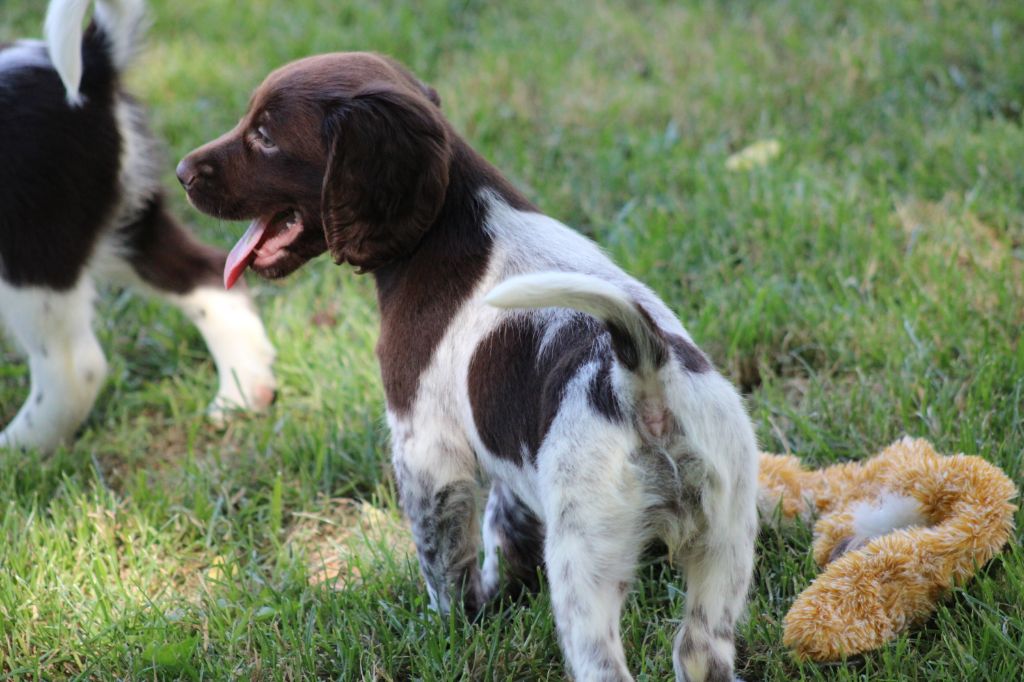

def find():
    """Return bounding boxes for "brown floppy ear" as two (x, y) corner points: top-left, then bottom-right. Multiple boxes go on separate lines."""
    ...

(424, 85), (441, 107)
(321, 83), (451, 272)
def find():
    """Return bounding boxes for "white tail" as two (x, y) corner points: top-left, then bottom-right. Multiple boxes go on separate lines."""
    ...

(43, 0), (147, 105)
(485, 272), (666, 372)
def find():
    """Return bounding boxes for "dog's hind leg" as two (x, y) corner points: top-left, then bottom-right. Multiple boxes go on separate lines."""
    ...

(666, 377), (759, 682)
(540, 433), (645, 682)
(671, 453), (758, 682)
(481, 480), (545, 601)
(109, 196), (276, 421)
(0, 277), (107, 452)
(671, 519), (756, 682)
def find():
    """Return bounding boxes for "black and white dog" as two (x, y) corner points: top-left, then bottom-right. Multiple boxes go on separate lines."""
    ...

(0, 0), (276, 452)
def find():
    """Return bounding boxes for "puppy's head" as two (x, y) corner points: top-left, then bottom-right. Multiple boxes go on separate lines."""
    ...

(177, 52), (451, 288)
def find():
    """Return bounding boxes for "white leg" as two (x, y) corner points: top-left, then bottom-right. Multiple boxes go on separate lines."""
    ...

(94, 201), (276, 424)
(481, 486), (503, 598)
(165, 286), (276, 422)
(542, 443), (644, 682)
(664, 371), (759, 682)
(0, 277), (107, 452)
(672, 495), (757, 682)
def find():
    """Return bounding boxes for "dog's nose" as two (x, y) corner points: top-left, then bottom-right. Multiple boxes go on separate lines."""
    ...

(176, 158), (212, 190)
(176, 158), (197, 190)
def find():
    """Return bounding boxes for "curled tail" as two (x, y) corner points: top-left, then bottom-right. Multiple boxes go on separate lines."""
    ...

(44, 0), (147, 105)
(485, 271), (669, 375)
(485, 271), (668, 374)
(486, 271), (683, 440)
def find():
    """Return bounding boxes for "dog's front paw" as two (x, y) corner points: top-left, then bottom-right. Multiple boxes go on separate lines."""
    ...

(1, 410), (71, 454)
(0, 423), (34, 452)
(177, 286), (278, 425)
(207, 358), (277, 426)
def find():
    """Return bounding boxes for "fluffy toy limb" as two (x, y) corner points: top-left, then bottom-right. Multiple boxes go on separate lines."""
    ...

(758, 438), (1017, 661)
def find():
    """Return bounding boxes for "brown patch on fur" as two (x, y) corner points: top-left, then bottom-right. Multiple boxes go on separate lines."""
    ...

(605, 305), (667, 372)
(666, 333), (711, 373)
(373, 138), (532, 412)
(321, 83), (451, 272)
(587, 353), (624, 422)
(486, 482), (546, 598)
(468, 314), (618, 464)
(119, 196), (225, 294)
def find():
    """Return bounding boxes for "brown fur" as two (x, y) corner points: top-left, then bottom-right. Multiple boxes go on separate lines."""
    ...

(178, 52), (533, 412)
(321, 83), (451, 272)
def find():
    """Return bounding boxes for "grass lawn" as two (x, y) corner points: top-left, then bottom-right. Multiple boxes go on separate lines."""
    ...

(2, 0), (1023, 679)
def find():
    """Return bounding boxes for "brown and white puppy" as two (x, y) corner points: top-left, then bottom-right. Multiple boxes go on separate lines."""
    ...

(0, 0), (276, 453)
(178, 52), (758, 682)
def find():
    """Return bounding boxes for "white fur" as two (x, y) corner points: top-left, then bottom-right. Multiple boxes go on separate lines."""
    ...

(90, 0), (147, 70)
(487, 271), (638, 324)
(0, 40), (52, 78)
(44, 0), (147, 105)
(536, 370), (646, 679)
(480, 486), (504, 598)
(850, 491), (927, 547)
(44, 0), (91, 104)
(0, 278), (107, 452)
(111, 97), (164, 224)
(392, 192), (758, 682)
(167, 286), (277, 421)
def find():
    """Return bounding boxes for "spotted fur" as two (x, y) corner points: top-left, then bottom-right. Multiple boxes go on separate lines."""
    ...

(178, 51), (759, 681)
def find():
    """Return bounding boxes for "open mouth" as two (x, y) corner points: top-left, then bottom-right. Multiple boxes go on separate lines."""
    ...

(224, 209), (305, 289)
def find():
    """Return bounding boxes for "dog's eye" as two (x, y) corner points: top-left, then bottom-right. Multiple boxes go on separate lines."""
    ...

(252, 126), (275, 150)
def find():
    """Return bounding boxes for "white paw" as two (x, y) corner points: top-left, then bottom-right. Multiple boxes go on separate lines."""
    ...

(205, 315), (277, 425)
(207, 358), (277, 426)
(0, 411), (71, 453)
(173, 286), (277, 426)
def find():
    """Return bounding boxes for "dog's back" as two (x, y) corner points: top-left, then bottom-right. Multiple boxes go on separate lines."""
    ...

(0, 22), (122, 288)
(0, 0), (276, 453)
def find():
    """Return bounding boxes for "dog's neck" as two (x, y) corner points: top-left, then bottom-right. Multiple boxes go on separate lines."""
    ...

(371, 136), (533, 413)
(372, 135), (532, 306)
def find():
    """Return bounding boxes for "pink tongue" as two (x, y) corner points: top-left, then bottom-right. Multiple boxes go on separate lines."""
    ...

(224, 217), (269, 289)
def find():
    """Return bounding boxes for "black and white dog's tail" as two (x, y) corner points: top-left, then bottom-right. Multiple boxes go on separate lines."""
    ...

(44, 0), (147, 105)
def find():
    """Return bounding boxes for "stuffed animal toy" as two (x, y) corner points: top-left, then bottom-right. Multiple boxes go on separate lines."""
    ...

(758, 437), (1017, 661)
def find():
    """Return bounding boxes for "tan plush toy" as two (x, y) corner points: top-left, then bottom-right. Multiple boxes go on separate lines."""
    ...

(758, 437), (1017, 661)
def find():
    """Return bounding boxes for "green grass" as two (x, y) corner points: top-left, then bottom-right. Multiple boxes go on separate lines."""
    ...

(2, 0), (1023, 679)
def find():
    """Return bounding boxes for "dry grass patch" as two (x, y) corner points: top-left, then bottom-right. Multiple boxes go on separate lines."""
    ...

(896, 194), (1023, 310)
(285, 499), (415, 589)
